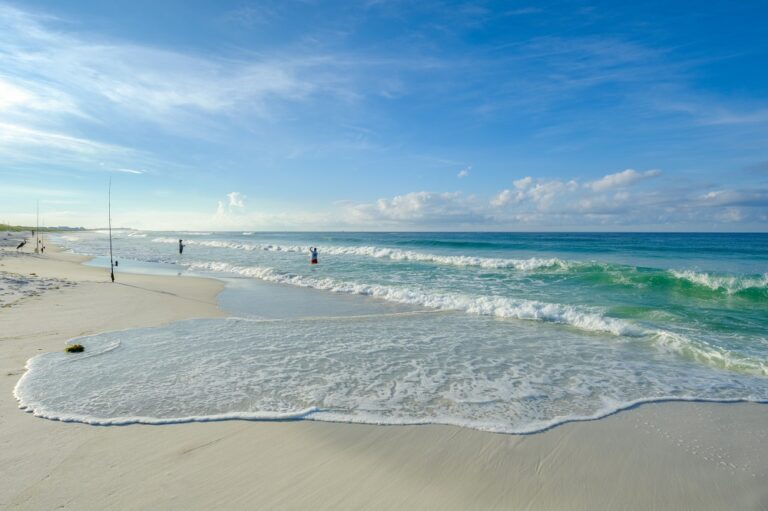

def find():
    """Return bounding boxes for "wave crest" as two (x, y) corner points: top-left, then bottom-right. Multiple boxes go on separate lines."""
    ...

(188, 261), (642, 336)
(669, 270), (768, 295)
(652, 330), (767, 376)
(152, 238), (569, 271)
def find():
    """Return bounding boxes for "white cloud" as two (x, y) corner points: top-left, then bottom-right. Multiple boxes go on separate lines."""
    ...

(0, 25), (314, 120)
(0, 4), (363, 173)
(491, 189), (512, 207)
(715, 208), (744, 222)
(527, 179), (579, 209)
(346, 191), (488, 226)
(513, 176), (533, 189)
(0, 77), (81, 117)
(115, 168), (145, 174)
(0, 78), (32, 110)
(227, 192), (245, 209)
(0, 121), (129, 156)
(340, 171), (763, 229)
(194, 191), (338, 231)
(588, 169), (660, 191)
(214, 192), (245, 220)
(698, 190), (768, 207)
(457, 166), (470, 178)
(6, 179), (765, 230)
(0, 4), (385, 130)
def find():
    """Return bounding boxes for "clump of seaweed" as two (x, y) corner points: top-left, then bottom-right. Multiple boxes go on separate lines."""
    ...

(65, 344), (84, 353)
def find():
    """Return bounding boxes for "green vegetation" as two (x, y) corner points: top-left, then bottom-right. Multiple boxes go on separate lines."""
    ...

(65, 344), (85, 353)
(0, 224), (84, 233)
(0, 224), (32, 232)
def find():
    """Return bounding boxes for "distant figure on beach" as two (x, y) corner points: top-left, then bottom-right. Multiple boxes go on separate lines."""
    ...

(115, 260), (119, 267)
(310, 247), (318, 265)
(40, 244), (45, 254)
(179, 239), (185, 255)
(16, 240), (26, 251)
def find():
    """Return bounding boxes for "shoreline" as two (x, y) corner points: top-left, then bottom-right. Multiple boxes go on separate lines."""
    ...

(1, 245), (767, 509)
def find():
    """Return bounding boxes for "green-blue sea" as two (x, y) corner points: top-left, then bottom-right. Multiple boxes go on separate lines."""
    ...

(18, 231), (767, 432)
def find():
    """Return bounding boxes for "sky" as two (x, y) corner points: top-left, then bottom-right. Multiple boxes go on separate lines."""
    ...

(1, 0), (767, 231)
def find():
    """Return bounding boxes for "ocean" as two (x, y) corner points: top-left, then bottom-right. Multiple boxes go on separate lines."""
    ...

(15, 231), (768, 433)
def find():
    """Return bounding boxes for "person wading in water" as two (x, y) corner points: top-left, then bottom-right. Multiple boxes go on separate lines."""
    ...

(310, 246), (318, 265)
(179, 239), (185, 255)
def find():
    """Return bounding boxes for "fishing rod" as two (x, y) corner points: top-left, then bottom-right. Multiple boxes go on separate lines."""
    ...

(35, 200), (39, 254)
(109, 177), (115, 283)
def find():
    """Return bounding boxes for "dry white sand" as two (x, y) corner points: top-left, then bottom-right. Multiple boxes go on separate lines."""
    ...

(1, 246), (766, 510)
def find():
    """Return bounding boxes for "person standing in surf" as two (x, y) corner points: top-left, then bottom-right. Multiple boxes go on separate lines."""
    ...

(310, 246), (318, 265)
(179, 239), (185, 255)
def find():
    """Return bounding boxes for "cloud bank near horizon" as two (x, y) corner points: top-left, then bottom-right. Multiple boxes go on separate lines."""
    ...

(66, 168), (761, 232)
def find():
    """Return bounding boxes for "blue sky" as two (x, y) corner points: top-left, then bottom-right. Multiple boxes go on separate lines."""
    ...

(1, 0), (767, 231)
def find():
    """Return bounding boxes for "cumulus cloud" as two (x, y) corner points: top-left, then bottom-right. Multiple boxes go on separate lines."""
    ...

(491, 189), (513, 207)
(482, 172), (766, 227)
(345, 191), (489, 226)
(457, 166), (470, 178)
(588, 169), (661, 191)
(698, 190), (768, 207)
(214, 192), (247, 220)
(331, 171), (766, 230)
(526, 179), (580, 209)
(207, 191), (294, 230)
(715, 207), (744, 223)
(514, 176), (533, 189)
(227, 191), (245, 209)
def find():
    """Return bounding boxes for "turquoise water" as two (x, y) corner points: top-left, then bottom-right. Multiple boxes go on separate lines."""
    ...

(16, 231), (767, 432)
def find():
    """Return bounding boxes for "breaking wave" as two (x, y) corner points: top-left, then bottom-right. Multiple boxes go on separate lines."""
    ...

(651, 331), (768, 376)
(188, 261), (641, 336)
(668, 270), (768, 295)
(153, 237), (569, 271)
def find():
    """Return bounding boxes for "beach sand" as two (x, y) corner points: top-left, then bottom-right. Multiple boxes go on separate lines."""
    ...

(1, 246), (766, 510)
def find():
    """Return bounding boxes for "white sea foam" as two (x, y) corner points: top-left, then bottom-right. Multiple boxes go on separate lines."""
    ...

(669, 270), (768, 294)
(188, 261), (642, 336)
(317, 246), (568, 270)
(152, 237), (569, 271)
(15, 315), (768, 433)
(192, 260), (768, 375)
